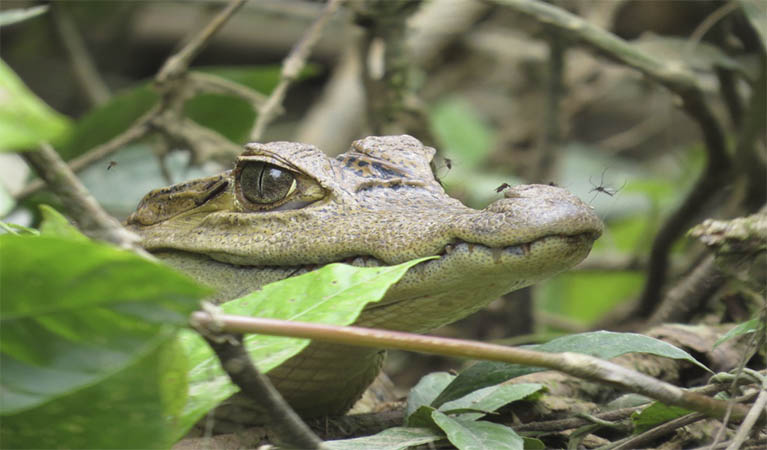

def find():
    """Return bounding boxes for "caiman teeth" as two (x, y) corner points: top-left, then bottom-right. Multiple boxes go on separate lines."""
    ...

(491, 247), (503, 264)
(521, 243), (531, 256)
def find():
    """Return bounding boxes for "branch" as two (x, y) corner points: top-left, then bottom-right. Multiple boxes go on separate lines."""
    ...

(249, 0), (346, 141)
(490, 0), (733, 318)
(20, 143), (149, 257)
(189, 312), (754, 424)
(611, 412), (707, 450)
(155, 0), (248, 85)
(17, 0), (252, 201)
(727, 379), (767, 450)
(16, 108), (154, 201)
(200, 332), (326, 450)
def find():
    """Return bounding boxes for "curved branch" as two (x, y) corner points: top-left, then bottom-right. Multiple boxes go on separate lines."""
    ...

(190, 312), (754, 424)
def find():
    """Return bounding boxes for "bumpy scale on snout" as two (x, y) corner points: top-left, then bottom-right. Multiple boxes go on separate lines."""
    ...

(127, 135), (603, 423)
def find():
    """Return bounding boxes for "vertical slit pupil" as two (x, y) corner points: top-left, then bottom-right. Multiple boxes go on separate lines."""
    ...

(240, 162), (294, 204)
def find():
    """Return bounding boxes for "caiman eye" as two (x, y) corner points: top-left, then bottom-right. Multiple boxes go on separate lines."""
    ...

(239, 162), (297, 204)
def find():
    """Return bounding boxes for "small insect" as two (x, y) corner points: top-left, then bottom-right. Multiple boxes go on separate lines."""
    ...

(589, 168), (626, 202)
(444, 158), (453, 171)
(548, 181), (559, 187)
(107, 161), (118, 171)
(495, 183), (511, 193)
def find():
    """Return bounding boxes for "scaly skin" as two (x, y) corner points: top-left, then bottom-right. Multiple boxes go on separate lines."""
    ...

(127, 135), (603, 425)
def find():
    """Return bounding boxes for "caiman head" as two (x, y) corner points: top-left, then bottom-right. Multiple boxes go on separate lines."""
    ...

(127, 135), (603, 333)
(127, 135), (602, 421)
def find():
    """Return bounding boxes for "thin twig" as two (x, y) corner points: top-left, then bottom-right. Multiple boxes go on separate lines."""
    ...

(187, 71), (267, 108)
(610, 413), (707, 450)
(155, 0), (248, 85)
(189, 312), (752, 424)
(686, 2), (739, 54)
(51, 2), (110, 106)
(250, 0), (346, 141)
(20, 143), (149, 257)
(726, 385), (767, 450)
(200, 331), (326, 449)
(16, 109), (155, 201)
(514, 406), (641, 432)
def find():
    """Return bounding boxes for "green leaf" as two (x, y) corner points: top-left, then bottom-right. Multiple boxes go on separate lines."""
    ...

(0, 60), (71, 151)
(38, 205), (87, 241)
(535, 331), (710, 372)
(430, 97), (494, 170)
(0, 5), (48, 27)
(406, 371), (455, 418)
(3, 337), (185, 449)
(632, 402), (692, 433)
(523, 437), (546, 449)
(197, 65), (320, 96)
(439, 383), (542, 420)
(433, 331), (709, 407)
(432, 363), (542, 409)
(431, 410), (523, 450)
(406, 405), (440, 428)
(324, 426), (444, 450)
(183, 94), (255, 144)
(0, 235), (207, 448)
(60, 65), (319, 161)
(58, 84), (157, 161)
(715, 318), (763, 348)
(184, 65), (319, 144)
(178, 257), (435, 438)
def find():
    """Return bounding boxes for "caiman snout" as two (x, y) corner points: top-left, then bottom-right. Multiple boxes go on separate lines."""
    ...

(454, 184), (603, 248)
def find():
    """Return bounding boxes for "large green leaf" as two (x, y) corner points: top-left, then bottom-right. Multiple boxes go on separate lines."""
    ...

(178, 257), (435, 438)
(59, 84), (157, 161)
(324, 426), (444, 450)
(438, 383), (542, 420)
(431, 410), (523, 450)
(0, 59), (71, 152)
(432, 331), (708, 407)
(38, 204), (88, 241)
(0, 235), (207, 448)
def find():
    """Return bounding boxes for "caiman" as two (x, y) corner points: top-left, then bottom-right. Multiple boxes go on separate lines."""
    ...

(127, 135), (603, 425)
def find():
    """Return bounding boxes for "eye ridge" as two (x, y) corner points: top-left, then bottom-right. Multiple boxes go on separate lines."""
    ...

(239, 161), (296, 204)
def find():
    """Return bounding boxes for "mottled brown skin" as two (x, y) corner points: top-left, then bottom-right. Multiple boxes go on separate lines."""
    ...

(127, 135), (603, 425)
